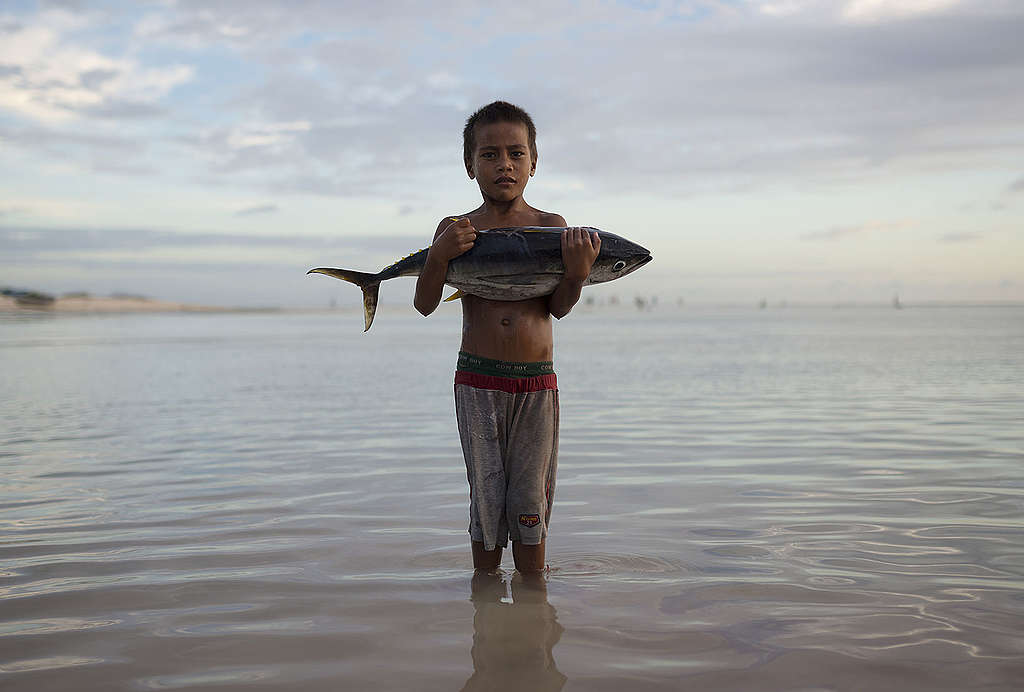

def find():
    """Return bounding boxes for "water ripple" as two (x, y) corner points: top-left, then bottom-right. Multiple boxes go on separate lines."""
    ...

(1, 309), (1022, 690)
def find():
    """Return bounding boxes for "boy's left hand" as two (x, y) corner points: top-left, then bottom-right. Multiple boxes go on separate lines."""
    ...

(561, 227), (601, 282)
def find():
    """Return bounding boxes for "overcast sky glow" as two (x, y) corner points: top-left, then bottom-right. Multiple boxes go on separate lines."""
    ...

(1, 0), (1022, 307)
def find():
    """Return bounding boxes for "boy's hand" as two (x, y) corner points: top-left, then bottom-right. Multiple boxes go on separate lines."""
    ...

(428, 217), (477, 264)
(561, 227), (601, 282)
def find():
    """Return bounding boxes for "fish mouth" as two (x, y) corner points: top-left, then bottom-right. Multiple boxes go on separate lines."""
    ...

(621, 254), (652, 276)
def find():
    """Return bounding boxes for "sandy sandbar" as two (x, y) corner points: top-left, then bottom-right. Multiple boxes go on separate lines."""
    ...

(0, 295), (238, 313)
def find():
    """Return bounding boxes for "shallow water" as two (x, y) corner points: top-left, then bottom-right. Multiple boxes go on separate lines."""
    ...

(2, 306), (1023, 690)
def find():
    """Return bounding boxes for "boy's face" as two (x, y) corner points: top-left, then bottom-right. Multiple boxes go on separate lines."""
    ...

(466, 121), (536, 203)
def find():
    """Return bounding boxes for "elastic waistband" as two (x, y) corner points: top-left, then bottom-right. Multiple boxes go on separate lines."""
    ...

(455, 370), (557, 393)
(457, 351), (554, 378)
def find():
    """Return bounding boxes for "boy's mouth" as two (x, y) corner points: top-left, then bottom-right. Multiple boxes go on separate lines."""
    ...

(494, 176), (516, 184)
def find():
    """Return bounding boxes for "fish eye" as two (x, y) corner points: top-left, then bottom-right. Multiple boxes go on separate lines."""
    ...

(612, 260), (627, 272)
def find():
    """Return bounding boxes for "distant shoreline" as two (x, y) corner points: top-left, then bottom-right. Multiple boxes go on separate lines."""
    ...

(2, 295), (1021, 315)
(0, 295), (279, 313)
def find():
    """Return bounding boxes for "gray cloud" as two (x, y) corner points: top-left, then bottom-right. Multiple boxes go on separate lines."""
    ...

(800, 219), (913, 241)
(188, 3), (1024, 198)
(88, 159), (158, 176)
(79, 67), (118, 90)
(2, 1), (1024, 203)
(234, 204), (279, 217)
(42, 0), (87, 9)
(0, 225), (424, 258)
(939, 232), (984, 243)
(801, 225), (869, 241)
(0, 124), (145, 157)
(82, 100), (167, 120)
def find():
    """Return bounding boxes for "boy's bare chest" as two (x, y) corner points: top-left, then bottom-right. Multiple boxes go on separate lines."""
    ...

(468, 211), (548, 229)
(463, 295), (549, 323)
(460, 296), (553, 361)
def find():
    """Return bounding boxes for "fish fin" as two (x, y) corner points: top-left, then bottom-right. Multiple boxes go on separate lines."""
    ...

(360, 283), (380, 332)
(443, 289), (465, 302)
(307, 267), (382, 331)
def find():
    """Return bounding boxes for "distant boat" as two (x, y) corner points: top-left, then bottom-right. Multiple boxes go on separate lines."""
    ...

(758, 298), (767, 309)
(892, 294), (903, 309)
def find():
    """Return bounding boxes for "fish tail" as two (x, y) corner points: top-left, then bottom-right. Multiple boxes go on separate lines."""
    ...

(307, 267), (381, 331)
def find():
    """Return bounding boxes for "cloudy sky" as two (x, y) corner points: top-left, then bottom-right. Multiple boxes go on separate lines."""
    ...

(1, 0), (1022, 307)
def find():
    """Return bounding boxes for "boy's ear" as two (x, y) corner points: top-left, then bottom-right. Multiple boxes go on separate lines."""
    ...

(465, 158), (475, 179)
(530, 156), (537, 176)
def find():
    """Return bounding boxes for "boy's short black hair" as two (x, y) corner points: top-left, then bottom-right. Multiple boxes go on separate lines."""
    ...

(463, 101), (537, 165)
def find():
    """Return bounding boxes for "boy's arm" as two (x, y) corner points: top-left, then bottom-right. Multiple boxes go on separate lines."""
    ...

(549, 226), (601, 319)
(414, 217), (477, 316)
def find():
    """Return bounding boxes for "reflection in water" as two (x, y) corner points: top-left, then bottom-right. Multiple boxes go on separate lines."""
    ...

(461, 571), (566, 692)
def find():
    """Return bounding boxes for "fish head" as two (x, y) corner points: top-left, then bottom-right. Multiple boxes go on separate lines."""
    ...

(587, 231), (653, 285)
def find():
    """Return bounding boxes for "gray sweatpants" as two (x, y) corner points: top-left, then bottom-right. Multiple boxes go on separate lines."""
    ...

(455, 382), (559, 551)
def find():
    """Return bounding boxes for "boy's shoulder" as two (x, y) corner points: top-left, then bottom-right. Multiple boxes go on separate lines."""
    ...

(532, 210), (567, 228)
(499, 208), (565, 228)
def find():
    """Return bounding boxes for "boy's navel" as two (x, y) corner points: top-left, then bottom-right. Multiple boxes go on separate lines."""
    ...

(500, 318), (511, 326)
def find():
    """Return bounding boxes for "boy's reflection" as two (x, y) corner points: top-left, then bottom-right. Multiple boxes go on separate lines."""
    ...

(461, 571), (567, 692)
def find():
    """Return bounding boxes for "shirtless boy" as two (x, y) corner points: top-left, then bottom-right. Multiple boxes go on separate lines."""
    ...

(414, 101), (600, 574)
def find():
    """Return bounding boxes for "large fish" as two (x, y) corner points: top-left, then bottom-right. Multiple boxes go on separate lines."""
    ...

(308, 226), (652, 331)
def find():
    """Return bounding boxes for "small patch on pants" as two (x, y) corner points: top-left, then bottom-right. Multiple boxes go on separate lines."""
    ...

(519, 513), (541, 528)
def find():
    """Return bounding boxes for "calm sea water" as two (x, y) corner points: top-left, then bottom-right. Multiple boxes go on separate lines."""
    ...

(2, 306), (1023, 691)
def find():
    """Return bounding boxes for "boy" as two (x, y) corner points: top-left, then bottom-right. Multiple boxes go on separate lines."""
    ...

(414, 101), (600, 573)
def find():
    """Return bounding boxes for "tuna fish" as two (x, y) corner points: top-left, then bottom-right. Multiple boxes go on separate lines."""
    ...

(307, 226), (652, 331)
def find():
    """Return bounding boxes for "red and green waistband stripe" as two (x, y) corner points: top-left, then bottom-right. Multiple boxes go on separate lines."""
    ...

(456, 351), (554, 378)
(455, 352), (557, 393)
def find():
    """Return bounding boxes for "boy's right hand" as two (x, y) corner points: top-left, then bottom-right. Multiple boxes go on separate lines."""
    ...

(428, 217), (477, 263)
